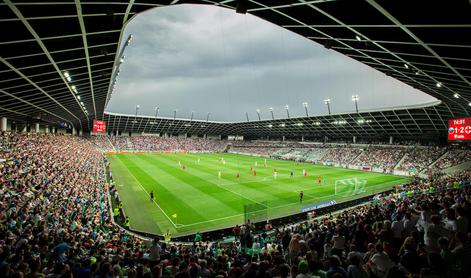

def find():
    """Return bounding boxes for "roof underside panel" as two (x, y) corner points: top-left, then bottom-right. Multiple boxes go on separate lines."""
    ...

(0, 0), (469, 139)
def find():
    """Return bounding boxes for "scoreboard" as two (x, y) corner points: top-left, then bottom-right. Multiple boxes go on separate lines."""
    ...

(448, 117), (471, 141)
(92, 120), (106, 133)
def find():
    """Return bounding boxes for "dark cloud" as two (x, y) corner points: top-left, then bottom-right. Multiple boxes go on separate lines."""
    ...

(106, 4), (435, 122)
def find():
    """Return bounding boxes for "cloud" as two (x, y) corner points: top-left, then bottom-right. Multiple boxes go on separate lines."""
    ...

(106, 4), (436, 121)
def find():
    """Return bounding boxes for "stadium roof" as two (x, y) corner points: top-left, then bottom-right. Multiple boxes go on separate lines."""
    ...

(1, 0), (470, 138)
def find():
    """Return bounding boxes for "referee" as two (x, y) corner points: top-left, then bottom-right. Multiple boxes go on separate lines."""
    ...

(300, 191), (304, 203)
(150, 191), (154, 202)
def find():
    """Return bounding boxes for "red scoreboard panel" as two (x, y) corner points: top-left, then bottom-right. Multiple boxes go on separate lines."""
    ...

(448, 117), (471, 141)
(92, 120), (106, 133)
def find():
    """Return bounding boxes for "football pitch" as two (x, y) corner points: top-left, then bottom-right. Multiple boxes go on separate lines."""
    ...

(107, 153), (408, 236)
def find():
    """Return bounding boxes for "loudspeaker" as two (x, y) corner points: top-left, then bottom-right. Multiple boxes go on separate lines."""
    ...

(236, 0), (248, 14)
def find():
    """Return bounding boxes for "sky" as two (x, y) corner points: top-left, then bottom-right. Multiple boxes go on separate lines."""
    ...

(105, 4), (436, 122)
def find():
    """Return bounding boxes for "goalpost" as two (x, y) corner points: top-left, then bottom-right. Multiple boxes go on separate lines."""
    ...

(334, 178), (367, 197)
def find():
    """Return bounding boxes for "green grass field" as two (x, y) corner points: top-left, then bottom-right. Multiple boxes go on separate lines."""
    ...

(107, 153), (408, 236)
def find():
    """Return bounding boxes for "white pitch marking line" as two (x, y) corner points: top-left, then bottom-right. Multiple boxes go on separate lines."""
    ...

(123, 167), (177, 229)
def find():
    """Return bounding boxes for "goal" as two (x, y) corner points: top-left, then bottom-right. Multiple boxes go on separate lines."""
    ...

(334, 178), (367, 197)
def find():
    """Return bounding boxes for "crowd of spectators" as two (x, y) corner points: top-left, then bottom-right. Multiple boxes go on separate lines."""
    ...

(109, 136), (226, 153)
(352, 146), (406, 171)
(87, 136), (471, 174)
(88, 135), (115, 152)
(397, 147), (446, 173)
(0, 132), (144, 278)
(432, 149), (471, 171)
(1, 132), (471, 278)
(320, 147), (364, 165)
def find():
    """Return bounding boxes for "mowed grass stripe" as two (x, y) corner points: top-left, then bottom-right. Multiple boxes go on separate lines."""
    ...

(110, 153), (410, 236)
(128, 154), (240, 222)
(171, 153), (328, 204)
(107, 155), (167, 233)
(138, 154), (256, 215)
(172, 153), (366, 204)
(118, 155), (208, 225)
(164, 153), (301, 205)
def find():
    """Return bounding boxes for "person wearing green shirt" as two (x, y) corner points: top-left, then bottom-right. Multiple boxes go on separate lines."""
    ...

(194, 231), (201, 243)
(113, 207), (119, 218)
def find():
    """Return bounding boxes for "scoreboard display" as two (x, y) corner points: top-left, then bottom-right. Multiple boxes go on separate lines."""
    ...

(92, 120), (106, 133)
(448, 117), (471, 141)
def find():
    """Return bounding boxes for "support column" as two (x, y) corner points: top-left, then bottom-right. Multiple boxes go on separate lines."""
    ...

(79, 129), (83, 136)
(22, 125), (27, 132)
(72, 128), (76, 136)
(45, 125), (49, 134)
(282, 136), (285, 142)
(389, 136), (393, 144)
(35, 123), (40, 133)
(353, 136), (356, 143)
(1, 117), (7, 131)
(301, 136), (304, 142)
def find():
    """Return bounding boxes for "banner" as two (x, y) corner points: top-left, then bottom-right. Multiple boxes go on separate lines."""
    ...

(301, 200), (337, 213)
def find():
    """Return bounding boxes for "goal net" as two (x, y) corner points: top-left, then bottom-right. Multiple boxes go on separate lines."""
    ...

(334, 178), (367, 197)
(244, 201), (269, 225)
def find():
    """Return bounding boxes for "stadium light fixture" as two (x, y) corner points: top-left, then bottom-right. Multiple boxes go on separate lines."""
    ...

(280, 123), (286, 127)
(268, 124), (273, 128)
(355, 35), (362, 41)
(454, 93), (460, 99)
(63, 71), (69, 78)
(352, 95), (359, 113)
(285, 105), (290, 119)
(126, 34), (133, 46)
(77, 95), (81, 100)
(269, 107), (274, 120)
(256, 109), (261, 121)
(404, 64), (409, 69)
(469, 102), (471, 107)
(436, 82), (442, 88)
(302, 102), (309, 117)
(324, 98), (331, 115)
(120, 56), (125, 63)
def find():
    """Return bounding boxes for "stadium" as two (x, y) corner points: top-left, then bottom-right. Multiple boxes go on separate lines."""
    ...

(1, 1), (471, 277)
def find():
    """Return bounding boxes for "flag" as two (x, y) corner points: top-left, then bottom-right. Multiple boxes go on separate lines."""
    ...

(172, 214), (177, 218)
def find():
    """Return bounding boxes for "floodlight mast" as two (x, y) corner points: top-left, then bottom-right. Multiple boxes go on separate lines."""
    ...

(245, 112), (249, 122)
(302, 102), (308, 117)
(285, 105), (290, 119)
(256, 109), (261, 121)
(154, 106), (159, 118)
(206, 112), (210, 122)
(324, 99), (331, 115)
(173, 109), (177, 120)
(269, 107), (274, 120)
(352, 95), (359, 113)
(132, 104), (140, 131)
